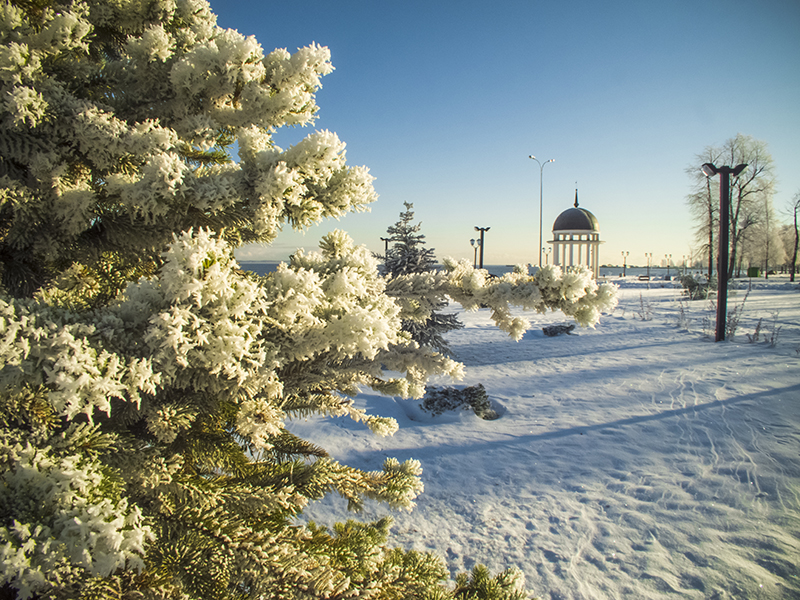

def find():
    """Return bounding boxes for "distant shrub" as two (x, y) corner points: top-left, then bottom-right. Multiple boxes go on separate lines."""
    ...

(421, 384), (498, 420)
(680, 274), (716, 300)
(542, 323), (575, 336)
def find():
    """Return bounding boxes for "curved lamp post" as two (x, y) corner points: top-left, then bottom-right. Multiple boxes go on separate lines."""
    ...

(701, 162), (748, 341)
(529, 155), (554, 268)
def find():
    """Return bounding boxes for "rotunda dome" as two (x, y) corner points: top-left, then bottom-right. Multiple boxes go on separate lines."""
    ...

(553, 191), (599, 232)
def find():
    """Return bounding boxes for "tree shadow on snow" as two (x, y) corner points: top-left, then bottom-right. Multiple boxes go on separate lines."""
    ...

(342, 383), (800, 462)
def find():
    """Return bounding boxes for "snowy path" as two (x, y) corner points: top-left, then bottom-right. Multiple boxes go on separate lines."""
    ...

(290, 278), (800, 599)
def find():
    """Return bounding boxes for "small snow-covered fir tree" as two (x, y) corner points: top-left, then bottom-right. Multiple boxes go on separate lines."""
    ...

(382, 202), (463, 355)
(382, 202), (437, 276)
(0, 2), (617, 598)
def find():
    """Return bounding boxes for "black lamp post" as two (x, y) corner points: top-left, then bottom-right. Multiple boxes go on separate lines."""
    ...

(474, 226), (490, 269)
(665, 254), (672, 278)
(470, 238), (479, 268)
(701, 162), (748, 342)
(622, 251), (629, 277)
(645, 252), (652, 279)
(380, 237), (390, 255)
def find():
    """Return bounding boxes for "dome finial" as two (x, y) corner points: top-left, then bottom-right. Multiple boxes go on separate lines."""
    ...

(574, 186), (579, 208)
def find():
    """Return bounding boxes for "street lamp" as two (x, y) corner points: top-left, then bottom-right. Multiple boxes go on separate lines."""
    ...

(665, 253), (672, 278)
(380, 237), (390, 255)
(621, 251), (629, 277)
(474, 226), (490, 269)
(543, 247), (551, 266)
(645, 252), (652, 279)
(529, 155), (555, 268)
(701, 162), (748, 341)
(470, 238), (479, 268)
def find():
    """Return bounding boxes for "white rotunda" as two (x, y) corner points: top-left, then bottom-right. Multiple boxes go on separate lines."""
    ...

(548, 190), (602, 278)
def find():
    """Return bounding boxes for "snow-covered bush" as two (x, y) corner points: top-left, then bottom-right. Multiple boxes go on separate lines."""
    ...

(680, 273), (715, 300)
(0, 1), (616, 597)
(421, 384), (498, 420)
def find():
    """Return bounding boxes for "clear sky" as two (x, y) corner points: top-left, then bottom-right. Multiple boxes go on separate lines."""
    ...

(213, 0), (800, 268)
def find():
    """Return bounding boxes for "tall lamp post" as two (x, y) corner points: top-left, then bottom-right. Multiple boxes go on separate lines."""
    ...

(665, 253), (672, 278)
(529, 155), (555, 268)
(621, 251), (629, 277)
(380, 237), (390, 255)
(474, 226), (490, 269)
(645, 252), (652, 279)
(543, 247), (551, 266)
(701, 162), (748, 342)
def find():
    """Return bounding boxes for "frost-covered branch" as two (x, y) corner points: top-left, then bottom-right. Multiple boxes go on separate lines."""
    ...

(0, 0), (617, 596)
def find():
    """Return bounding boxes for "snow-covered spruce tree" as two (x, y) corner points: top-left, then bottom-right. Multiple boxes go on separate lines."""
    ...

(381, 202), (463, 355)
(0, 1), (617, 598)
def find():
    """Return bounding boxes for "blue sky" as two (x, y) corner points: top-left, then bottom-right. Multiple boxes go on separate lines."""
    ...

(214, 0), (800, 267)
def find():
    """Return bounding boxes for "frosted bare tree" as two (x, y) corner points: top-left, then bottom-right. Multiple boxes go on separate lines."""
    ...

(687, 135), (776, 280)
(686, 147), (722, 277)
(721, 135), (776, 278)
(789, 191), (800, 281)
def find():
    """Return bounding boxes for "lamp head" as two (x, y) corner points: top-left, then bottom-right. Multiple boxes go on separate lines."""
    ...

(732, 163), (748, 177)
(701, 163), (718, 177)
(470, 239), (475, 246)
(529, 155), (536, 160)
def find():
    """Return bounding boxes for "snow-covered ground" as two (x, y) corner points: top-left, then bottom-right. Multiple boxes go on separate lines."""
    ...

(289, 276), (800, 599)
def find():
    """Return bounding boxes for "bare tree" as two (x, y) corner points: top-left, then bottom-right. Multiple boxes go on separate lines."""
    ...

(688, 135), (776, 281)
(722, 134), (776, 278)
(685, 147), (722, 278)
(790, 191), (800, 281)
(758, 193), (787, 277)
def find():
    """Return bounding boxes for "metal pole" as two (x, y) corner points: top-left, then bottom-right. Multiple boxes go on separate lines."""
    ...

(474, 227), (490, 269)
(716, 170), (730, 342)
(529, 156), (554, 268)
(702, 162), (746, 342)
